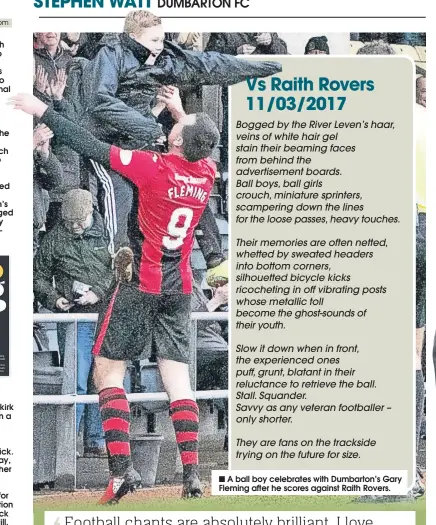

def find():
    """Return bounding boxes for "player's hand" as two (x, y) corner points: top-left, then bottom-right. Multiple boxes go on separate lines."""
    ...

(35, 65), (48, 94)
(56, 297), (73, 311)
(255, 33), (272, 46)
(8, 93), (49, 118)
(154, 86), (175, 108)
(237, 44), (256, 55)
(157, 85), (182, 108)
(74, 290), (100, 306)
(33, 124), (53, 149)
(214, 283), (229, 306)
(151, 87), (171, 117)
(156, 86), (186, 121)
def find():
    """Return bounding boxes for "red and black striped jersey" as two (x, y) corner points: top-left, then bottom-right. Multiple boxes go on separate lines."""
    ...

(110, 146), (216, 295)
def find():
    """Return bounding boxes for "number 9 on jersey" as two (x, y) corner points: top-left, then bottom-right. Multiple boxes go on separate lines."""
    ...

(163, 207), (194, 250)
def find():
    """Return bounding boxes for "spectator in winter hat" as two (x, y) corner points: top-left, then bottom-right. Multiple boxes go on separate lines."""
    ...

(305, 36), (330, 55)
(357, 40), (395, 55)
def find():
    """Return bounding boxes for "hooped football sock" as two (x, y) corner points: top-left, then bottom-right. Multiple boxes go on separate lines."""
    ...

(99, 387), (132, 477)
(170, 399), (199, 479)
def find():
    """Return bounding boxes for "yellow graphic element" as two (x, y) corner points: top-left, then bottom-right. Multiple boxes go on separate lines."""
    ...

(206, 259), (229, 288)
(0, 265), (3, 278)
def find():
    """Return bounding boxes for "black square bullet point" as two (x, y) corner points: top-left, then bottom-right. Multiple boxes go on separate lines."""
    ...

(219, 476), (226, 482)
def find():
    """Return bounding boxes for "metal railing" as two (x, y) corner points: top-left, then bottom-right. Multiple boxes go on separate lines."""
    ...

(34, 311), (228, 323)
(33, 311), (229, 405)
(34, 390), (228, 404)
(33, 310), (229, 490)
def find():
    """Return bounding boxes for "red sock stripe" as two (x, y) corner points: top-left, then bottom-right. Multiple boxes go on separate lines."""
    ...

(93, 284), (120, 356)
(101, 399), (130, 413)
(176, 431), (198, 444)
(103, 417), (130, 434)
(100, 387), (125, 400)
(170, 399), (198, 412)
(171, 410), (199, 423)
(181, 451), (198, 465)
(107, 441), (131, 456)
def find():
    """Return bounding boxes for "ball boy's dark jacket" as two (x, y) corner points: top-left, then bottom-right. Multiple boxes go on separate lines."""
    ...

(80, 33), (282, 150)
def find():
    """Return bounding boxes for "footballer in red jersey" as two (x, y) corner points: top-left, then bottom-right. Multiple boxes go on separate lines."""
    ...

(108, 134), (216, 296)
(12, 89), (220, 503)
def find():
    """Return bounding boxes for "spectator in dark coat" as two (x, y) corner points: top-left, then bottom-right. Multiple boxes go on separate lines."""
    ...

(34, 189), (115, 457)
(33, 125), (63, 255)
(74, 33), (105, 60)
(205, 32), (287, 56)
(34, 189), (113, 311)
(33, 33), (73, 84)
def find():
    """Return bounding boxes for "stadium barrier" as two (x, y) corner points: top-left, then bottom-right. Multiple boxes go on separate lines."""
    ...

(33, 311), (229, 490)
(33, 311), (228, 323)
(34, 390), (228, 404)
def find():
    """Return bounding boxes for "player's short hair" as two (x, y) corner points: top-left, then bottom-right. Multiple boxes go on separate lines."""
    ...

(357, 40), (395, 55)
(124, 10), (162, 35)
(182, 113), (220, 163)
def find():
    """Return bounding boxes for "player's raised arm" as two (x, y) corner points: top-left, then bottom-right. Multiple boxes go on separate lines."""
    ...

(9, 93), (157, 187)
(9, 93), (112, 168)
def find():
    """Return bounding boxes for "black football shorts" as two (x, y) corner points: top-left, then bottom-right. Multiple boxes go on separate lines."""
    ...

(92, 282), (192, 363)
